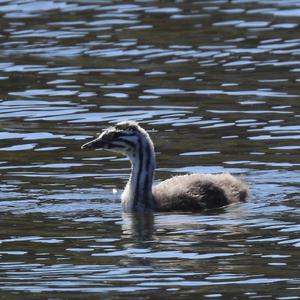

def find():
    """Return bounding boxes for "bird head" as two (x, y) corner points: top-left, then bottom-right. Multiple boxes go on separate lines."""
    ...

(81, 121), (152, 157)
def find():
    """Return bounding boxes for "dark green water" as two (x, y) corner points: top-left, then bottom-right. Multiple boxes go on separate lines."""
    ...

(0, 0), (299, 299)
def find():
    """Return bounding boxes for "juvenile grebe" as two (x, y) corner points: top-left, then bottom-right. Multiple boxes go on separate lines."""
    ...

(81, 121), (249, 213)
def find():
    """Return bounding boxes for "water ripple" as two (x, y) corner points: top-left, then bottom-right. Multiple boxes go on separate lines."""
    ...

(0, 0), (299, 298)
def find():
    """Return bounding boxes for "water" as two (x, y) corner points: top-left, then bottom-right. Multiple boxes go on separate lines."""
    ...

(0, 0), (299, 299)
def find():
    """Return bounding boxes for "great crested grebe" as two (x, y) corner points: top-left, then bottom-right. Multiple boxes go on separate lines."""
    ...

(81, 121), (249, 213)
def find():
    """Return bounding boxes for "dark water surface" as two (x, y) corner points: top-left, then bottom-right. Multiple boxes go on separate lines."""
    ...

(0, 0), (300, 299)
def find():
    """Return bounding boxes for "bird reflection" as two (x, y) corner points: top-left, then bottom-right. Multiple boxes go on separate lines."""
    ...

(121, 212), (154, 241)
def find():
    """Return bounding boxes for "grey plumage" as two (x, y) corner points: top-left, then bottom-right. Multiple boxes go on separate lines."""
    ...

(153, 173), (248, 211)
(81, 121), (249, 213)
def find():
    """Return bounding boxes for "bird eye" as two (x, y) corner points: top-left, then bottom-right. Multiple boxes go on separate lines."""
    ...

(127, 125), (137, 132)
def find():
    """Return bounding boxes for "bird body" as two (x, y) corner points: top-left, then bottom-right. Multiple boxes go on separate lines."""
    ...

(81, 121), (249, 213)
(153, 173), (248, 211)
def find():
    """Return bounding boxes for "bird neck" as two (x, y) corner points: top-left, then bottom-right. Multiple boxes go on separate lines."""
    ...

(121, 136), (155, 212)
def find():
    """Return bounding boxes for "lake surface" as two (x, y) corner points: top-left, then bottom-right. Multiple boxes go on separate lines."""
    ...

(0, 0), (299, 299)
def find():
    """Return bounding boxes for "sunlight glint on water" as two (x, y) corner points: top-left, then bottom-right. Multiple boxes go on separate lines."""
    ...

(0, 1), (299, 299)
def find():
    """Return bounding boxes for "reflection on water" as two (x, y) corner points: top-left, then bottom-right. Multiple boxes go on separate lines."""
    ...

(0, 0), (299, 299)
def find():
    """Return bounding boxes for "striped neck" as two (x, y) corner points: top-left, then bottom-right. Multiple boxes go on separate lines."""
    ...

(121, 135), (155, 213)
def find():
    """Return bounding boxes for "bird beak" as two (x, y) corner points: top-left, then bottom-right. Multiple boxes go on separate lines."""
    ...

(81, 137), (105, 150)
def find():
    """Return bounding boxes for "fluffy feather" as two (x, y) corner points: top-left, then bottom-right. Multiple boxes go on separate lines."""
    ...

(153, 173), (248, 211)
